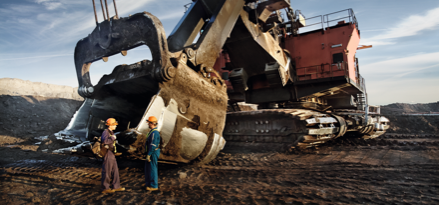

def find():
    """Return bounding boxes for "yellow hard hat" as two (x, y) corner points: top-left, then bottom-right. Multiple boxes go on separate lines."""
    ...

(106, 118), (118, 126)
(147, 116), (158, 123)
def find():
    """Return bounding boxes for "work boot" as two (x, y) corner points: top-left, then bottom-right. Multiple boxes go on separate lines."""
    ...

(101, 189), (115, 194)
(146, 187), (158, 191)
(113, 187), (125, 192)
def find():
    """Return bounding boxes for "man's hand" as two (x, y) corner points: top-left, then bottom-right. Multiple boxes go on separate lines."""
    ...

(104, 145), (109, 149)
(112, 135), (117, 140)
(146, 155), (151, 162)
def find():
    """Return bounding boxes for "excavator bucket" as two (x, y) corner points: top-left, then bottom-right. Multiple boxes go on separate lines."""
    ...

(63, 11), (228, 164)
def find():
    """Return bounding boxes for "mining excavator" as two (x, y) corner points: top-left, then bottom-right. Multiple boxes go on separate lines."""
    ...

(60, 0), (389, 163)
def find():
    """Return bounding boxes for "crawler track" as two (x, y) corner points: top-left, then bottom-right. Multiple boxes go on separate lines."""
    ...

(223, 109), (345, 151)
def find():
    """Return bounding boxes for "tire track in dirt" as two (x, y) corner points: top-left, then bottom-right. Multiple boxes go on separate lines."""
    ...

(2, 139), (439, 204)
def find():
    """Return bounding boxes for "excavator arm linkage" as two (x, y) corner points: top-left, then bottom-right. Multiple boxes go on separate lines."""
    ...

(65, 0), (295, 163)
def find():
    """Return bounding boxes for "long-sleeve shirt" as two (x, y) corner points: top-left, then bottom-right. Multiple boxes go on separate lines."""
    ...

(145, 128), (160, 156)
(101, 129), (116, 150)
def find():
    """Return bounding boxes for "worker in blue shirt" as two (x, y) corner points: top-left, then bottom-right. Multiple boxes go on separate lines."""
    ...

(144, 116), (161, 191)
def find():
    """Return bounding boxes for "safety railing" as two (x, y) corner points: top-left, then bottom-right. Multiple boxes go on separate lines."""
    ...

(296, 61), (348, 81)
(357, 75), (366, 92)
(323, 9), (358, 30)
(296, 61), (366, 91)
(298, 8), (358, 34)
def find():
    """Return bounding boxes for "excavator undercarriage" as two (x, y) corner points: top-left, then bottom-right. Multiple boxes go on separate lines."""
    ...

(224, 108), (388, 153)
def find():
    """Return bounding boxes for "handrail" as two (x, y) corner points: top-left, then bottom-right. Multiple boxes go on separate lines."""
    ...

(323, 8), (358, 30)
(299, 15), (323, 30)
(295, 61), (365, 91)
(298, 8), (358, 34)
(296, 61), (348, 79)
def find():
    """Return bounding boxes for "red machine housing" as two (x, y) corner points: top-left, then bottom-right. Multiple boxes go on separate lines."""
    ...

(214, 9), (366, 110)
(285, 20), (361, 83)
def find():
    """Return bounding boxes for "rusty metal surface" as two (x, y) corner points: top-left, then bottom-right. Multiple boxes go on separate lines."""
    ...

(99, 0), (106, 20)
(194, 0), (246, 68)
(104, 0), (110, 20)
(112, 0), (119, 19)
(256, 0), (291, 12)
(92, 0), (98, 25)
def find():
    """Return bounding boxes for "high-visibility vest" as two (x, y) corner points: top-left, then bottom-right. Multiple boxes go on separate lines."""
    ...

(145, 128), (158, 153)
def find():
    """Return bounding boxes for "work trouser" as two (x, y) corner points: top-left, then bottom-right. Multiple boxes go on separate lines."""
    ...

(101, 151), (121, 190)
(145, 149), (160, 188)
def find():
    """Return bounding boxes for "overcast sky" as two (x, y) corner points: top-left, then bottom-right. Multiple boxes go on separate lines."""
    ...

(1, 0), (438, 105)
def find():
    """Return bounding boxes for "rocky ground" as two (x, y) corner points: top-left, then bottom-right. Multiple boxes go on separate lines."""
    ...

(1, 134), (439, 204)
(1, 79), (439, 204)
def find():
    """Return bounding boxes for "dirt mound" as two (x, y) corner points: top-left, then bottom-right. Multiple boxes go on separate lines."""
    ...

(385, 115), (439, 134)
(0, 78), (83, 101)
(380, 102), (439, 134)
(0, 78), (83, 138)
(0, 95), (83, 138)
(381, 102), (439, 115)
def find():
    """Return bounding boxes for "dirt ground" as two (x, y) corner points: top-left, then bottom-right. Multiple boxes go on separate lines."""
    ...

(1, 93), (439, 204)
(1, 133), (439, 205)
